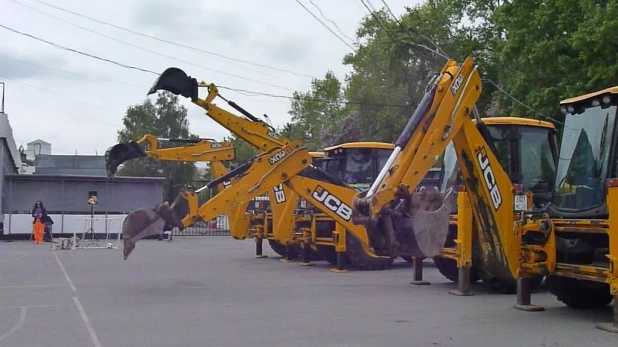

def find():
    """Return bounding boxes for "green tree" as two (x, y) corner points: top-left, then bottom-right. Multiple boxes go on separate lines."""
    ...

(116, 91), (198, 184)
(287, 71), (346, 150)
(223, 134), (258, 166)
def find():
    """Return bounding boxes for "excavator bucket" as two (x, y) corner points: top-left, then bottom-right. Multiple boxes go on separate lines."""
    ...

(408, 188), (455, 257)
(105, 141), (146, 177)
(392, 187), (455, 258)
(122, 202), (184, 260)
(147, 67), (198, 101)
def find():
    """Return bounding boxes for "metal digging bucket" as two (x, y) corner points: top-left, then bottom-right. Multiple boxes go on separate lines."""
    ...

(104, 141), (147, 177)
(122, 203), (184, 260)
(393, 187), (456, 258)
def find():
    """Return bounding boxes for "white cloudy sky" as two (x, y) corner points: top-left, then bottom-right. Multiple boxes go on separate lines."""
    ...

(0, 0), (421, 156)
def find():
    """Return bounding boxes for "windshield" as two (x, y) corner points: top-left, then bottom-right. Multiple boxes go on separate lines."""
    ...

(520, 127), (557, 205)
(344, 148), (374, 190)
(552, 105), (616, 211)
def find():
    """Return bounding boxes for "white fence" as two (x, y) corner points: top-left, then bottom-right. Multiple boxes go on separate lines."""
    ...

(3, 213), (230, 236)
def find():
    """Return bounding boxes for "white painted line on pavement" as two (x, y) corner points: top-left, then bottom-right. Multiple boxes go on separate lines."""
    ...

(0, 307), (26, 342)
(53, 251), (77, 291)
(0, 284), (66, 289)
(73, 296), (102, 347)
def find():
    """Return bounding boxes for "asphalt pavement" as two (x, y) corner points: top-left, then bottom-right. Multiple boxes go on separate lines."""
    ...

(0, 237), (616, 347)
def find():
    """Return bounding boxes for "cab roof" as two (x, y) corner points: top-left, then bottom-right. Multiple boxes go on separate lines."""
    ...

(560, 86), (618, 105)
(475, 117), (555, 130)
(324, 142), (395, 152)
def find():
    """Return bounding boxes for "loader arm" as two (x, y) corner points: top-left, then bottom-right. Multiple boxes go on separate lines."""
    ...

(342, 56), (549, 277)
(146, 68), (302, 245)
(123, 141), (311, 259)
(104, 134), (234, 177)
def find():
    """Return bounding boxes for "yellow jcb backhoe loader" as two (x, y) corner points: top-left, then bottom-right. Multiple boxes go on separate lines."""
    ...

(345, 56), (556, 302)
(427, 117), (559, 294)
(119, 68), (403, 270)
(512, 86), (618, 332)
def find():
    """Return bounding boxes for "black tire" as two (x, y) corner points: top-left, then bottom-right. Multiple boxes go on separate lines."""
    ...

(479, 274), (544, 294)
(433, 256), (481, 283)
(346, 231), (394, 271)
(546, 276), (613, 309)
(432, 225), (480, 283)
(268, 239), (299, 259)
(401, 256), (413, 263)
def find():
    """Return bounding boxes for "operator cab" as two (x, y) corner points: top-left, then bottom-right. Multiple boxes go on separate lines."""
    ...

(549, 87), (618, 218)
(321, 142), (395, 192)
(441, 117), (559, 209)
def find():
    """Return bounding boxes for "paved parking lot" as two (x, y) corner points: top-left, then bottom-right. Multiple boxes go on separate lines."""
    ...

(0, 237), (616, 347)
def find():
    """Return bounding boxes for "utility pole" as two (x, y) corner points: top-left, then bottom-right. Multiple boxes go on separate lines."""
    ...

(0, 82), (5, 113)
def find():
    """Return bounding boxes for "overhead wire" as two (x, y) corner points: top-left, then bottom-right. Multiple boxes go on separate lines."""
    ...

(19, 0), (316, 79)
(0, 54), (146, 89)
(0, 73), (120, 127)
(0, 24), (159, 75)
(294, 0), (356, 51)
(308, 0), (355, 44)
(7, 0), (300, 92)
(365, 0), (561, 125)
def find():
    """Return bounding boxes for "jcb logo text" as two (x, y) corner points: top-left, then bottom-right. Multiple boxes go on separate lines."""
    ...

(477, 148), (502, 210)
(273, 184), (286, 204)
(312, 186), (352, 221)
(268, 149), (288, 165)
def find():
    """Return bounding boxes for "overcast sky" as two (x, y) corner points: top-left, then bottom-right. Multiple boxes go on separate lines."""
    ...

(0, 0), (420, 156)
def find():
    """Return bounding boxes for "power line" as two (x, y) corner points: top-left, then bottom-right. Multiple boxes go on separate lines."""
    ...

(20, 0), (315, 79)
(9, 0), (299, 92)
(308, 0), (355, 43)
(0, 23), (159, 75)
(0, 54), (145, 89)
(295, 0), (356, 51)
(0, 73), (120, 127)
(363, 1), (554, 124)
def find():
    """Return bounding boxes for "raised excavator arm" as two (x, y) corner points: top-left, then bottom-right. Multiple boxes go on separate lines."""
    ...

(143, 68), (305, 246)
(345, 56), (552, 279)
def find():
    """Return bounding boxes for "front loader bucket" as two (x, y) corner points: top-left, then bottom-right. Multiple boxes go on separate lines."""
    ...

(122, 202), (184, 260)
(147, 67), (198, 101)
(105, 141), (147, 177)
(393, 188), (455, 258)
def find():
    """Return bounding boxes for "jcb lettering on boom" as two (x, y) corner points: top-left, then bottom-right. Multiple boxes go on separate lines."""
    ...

(312, 186), (352, 221)
(477, 147), (502, 210)
(451, 73), (464, 96)
(268, 148), (290, 165)
(273, 184), (286, 204)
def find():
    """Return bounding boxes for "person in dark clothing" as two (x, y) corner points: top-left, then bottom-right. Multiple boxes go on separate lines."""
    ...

(31, 201), (47, 244)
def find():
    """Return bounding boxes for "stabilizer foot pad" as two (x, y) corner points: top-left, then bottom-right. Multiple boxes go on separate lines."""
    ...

(255, 255), (268, 258)
(410, 280), (430, 285)
(300, 262), (315, 267)
(449, 289), (474, 296)
(279, 259), (294, 263)
(596, 323), (618, 333)
(513, 304), (545, 312)
(329, 268), (347, 273)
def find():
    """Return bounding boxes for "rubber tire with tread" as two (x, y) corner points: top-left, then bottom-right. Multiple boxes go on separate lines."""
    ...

(546, 276), (614, 309)
(346, 230), (394, 271)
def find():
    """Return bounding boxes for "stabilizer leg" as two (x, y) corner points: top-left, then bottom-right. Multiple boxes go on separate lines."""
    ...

(300, 241), (315, 267)
(410, 257), (430, 285)
(596, 295), (618, 333)
(255, 238), (267, 258)
(279, 244), (295, 263)
(513, 277), (544, 312)
(449, 267), (474, 296)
